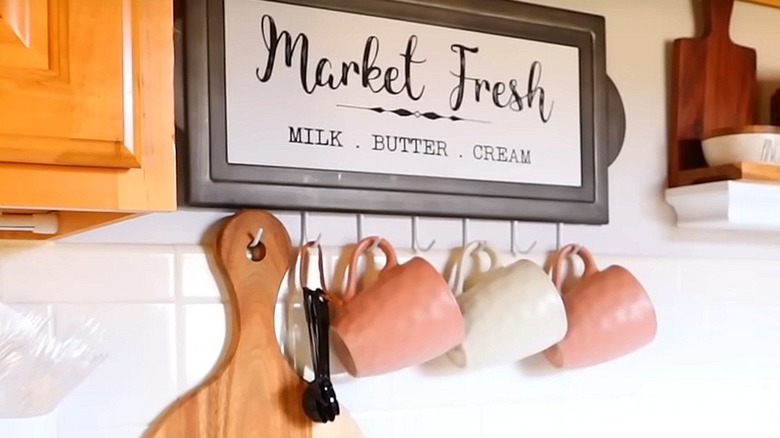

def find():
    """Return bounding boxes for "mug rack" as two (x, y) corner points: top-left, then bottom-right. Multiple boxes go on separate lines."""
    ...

(298, 211), (564, 254)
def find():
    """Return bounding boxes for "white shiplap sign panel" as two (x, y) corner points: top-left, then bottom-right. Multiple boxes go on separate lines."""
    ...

(223, 0), (583, 186)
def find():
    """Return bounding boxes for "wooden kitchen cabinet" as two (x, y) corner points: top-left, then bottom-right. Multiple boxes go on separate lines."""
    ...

(0, 0), (176, 240)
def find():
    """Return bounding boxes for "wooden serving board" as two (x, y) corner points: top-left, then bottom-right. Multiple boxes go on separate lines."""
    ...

(145, 210), (308, 437)
(145, 210), (363, 438)
(668, 0), (757, 187)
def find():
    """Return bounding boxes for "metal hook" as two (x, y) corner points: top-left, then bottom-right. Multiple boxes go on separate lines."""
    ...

(300, 211), (322, 246)
(555, 223), (562, 251)
(356, 213), (365, 241)
(246, 227), (266, 261)
(368, 236), (382, 252)
(462, 218), (470, 247)
(511, 221), (537, 256)
(249, 227), (264, 248)
(411, 216), (435, 253)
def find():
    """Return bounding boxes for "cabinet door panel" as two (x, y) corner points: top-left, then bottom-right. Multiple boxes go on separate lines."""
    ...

(0, 0), (139, 168)
(0, 0), (175, 219)
(0, 0), (50, 69)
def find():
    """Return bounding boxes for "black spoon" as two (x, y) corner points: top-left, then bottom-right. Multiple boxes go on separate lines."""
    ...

(302, 287), (340, 423)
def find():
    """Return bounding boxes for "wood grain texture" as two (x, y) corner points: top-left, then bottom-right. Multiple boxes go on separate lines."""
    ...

(739, 0), (780, 8)
(0, 0), (176, 240)
(673, 162), (780, 185)
(0, 0), (132, 167)
(0, 0), (50, 69)
(146, 210), (312, 438)
(668, 0), (757, 188)
(771, 89), (780, 126)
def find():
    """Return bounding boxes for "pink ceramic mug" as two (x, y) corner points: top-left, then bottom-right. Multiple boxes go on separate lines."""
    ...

(330, 237), (465, 377)
(543, 244), (657, 368)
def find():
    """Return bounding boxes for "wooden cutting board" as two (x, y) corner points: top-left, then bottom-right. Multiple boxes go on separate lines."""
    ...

(145, 210), (308, 437)
(668, 0), (757, 187)
(145, 210), (363, 438)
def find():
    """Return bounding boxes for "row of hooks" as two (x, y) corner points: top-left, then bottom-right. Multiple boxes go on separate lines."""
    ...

(298, 212), (566, 256)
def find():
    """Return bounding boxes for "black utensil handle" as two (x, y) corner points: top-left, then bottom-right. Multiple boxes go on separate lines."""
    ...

(315, 290), (332, 378)
(303, 287), (320, 376)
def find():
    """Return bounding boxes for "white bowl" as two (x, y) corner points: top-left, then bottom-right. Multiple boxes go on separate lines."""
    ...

(701, 125), (780, 167)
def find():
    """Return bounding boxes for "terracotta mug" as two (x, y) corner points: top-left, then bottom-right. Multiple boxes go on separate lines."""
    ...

(543, 244), (657, 368)
(330, 236), (465, 377)
(446, 241), (568, 369)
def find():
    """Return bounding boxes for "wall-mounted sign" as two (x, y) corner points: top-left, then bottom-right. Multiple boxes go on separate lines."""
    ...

(178, 0), (610, 223)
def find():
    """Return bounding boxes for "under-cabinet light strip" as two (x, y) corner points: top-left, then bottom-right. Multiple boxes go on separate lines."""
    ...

(0, 213), (59, 235)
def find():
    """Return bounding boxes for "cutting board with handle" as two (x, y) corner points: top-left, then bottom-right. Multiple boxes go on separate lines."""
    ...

(145, 210), (363, 438)
(668, 0), (757, 187)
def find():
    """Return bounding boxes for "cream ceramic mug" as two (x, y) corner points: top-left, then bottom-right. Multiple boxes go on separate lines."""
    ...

(446, 241), (568, 369)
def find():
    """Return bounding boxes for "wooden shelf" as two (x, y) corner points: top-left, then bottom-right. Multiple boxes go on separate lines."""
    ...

(740, 0), (780, 8)
(672, 162), (780, 187)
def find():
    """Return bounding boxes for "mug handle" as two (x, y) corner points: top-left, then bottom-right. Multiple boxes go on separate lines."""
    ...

(448, 240), (502, 296)
(550, 243), (599, 291)
(342, 236), (399, 303)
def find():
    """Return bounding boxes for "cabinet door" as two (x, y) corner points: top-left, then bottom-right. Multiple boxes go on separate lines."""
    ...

(0, 0), (139, 168)
(0, 0), (175, 218)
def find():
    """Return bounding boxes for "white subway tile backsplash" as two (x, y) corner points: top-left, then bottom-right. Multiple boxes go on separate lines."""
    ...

(411, 217), (465, 251)
(353, 215), (411, 247)
(176, 247), (223, 301)
(333, 373), (395, 415)
(58, 425), (147, 438)
(390, 360), (491, 409)
(307, 212), (365, 247)
(0, 245), (175, 303)
(392, 407), (481, 438)
(482, 402), (568, 438)
(0, 413), (57, 438)
(53, 304), (177, 434)
(678, 259), (780, 330)
(476, 357), (571, 405)
(181, 303), (227, 391)
(466, 220), (558, 254)
(1, 242), (780, 437)
(350, 413), (395, 438)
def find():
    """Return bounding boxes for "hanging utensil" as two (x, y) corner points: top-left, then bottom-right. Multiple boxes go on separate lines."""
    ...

(302, 288), (339, 422)
(297, 242), (365, 438)
(300, 243), (340, 423)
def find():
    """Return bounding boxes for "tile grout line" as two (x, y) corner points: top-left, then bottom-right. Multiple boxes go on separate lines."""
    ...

(173, 247), (188, 394)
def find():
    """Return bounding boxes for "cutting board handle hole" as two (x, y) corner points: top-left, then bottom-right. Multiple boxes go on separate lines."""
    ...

(246, 242), (267, 262)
